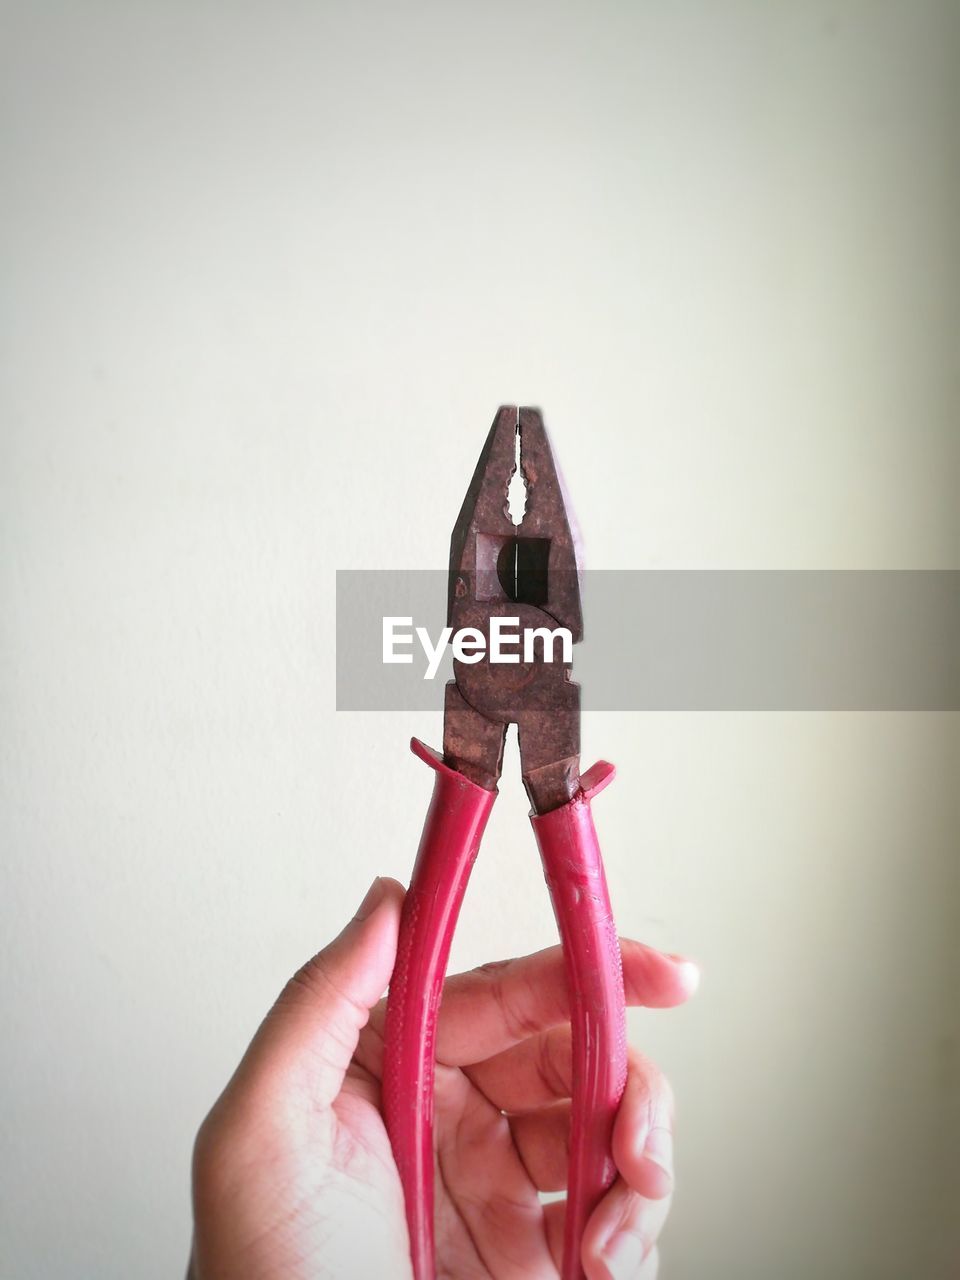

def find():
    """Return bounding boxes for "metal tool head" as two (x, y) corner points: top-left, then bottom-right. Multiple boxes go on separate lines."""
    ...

(447, 406), (583, 637)
(443, 406), (584, 813)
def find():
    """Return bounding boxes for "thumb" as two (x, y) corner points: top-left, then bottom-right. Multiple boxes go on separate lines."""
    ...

(243, 876), (405, 1109)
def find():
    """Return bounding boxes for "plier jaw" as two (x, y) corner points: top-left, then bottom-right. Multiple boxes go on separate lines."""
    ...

(447, 405), (583, 639)
(444, 405), (585, 812)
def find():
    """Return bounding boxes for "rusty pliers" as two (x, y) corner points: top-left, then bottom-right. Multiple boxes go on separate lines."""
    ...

(383, 407), (626, 1280)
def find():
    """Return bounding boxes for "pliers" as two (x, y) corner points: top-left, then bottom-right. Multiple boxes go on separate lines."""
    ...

(383, 407), (626, 1280)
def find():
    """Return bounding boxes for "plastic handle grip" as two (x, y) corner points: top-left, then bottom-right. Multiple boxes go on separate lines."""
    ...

(383, 739), (496, 1280)
(530, 761), (627, 1280)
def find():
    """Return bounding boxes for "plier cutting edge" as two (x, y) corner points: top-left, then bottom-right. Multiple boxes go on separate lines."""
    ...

(384, 407), (626, 1280)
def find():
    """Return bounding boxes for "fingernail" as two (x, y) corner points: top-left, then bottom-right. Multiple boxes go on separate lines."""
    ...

(602, 1229), (647, 1277)
(641, 1126), (674, 1193)
(678, 959), (701, 994)
(354, 877), (384, 922)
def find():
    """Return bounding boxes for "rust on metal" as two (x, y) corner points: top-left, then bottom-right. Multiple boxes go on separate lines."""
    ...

(442, 406), (586, 814)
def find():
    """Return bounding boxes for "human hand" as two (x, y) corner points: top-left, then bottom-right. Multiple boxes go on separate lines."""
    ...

(190, 877), (698, 1279)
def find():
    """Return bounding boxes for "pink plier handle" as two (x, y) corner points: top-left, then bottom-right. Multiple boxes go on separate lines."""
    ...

(383, 741), (627, 1280)
(382, 740), (496, 1279)
(531, 759), (627, 1278)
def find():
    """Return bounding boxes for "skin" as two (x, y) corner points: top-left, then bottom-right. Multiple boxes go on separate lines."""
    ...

(190, 877), (699, 1280)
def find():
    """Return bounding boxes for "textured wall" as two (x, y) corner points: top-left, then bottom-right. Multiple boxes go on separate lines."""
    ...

(1, 3), (957, 1277)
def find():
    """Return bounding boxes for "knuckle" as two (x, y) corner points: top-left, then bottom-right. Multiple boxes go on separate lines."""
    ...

(282, 957), (330, 1005)
(282, 953), (367, 1024)
(191, 1109), (240, 1207)
(626, 1048), (674, 1122)
(540, 1027), (572, 1098)
(192, 1092), (281, 1211)
(490, 971), (541, 1043)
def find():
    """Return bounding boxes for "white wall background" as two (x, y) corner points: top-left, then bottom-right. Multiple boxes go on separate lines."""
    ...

(1, 2), (957, 1277)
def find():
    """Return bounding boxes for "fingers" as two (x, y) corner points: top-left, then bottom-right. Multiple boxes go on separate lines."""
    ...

(465, 1023), (574, 1112)
(545, 1200), (661, 1280)
(583, 1178), (669, 1279)
(640, 1246), (660, 1279)
(464, 1019), (679, 1127)
(434, 939), (699, 1066)
(507, 1100), (572, 1191)
(431, 1067), (557, 1279)
(581, 1056), (675, 1279)
(236, 877), (405, 1109)
(491, 1040), (673, 1197)
(492, 1039), (676, 1276)
(611, 1050), (675, 1201)
(361, 938), (697, 1080)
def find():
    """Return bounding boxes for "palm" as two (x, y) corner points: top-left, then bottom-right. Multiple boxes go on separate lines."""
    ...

(191, 884), (695, 1280)
(338, 1032), (555, 1278)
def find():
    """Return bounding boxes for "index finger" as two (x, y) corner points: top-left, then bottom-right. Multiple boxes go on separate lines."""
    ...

(368, 938), (695, 1069)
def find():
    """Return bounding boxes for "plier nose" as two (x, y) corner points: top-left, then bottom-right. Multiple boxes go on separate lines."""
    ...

(383, 408), (626, 1280)
(444, 405), (585, 812)
(448, 404), (582, 637)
